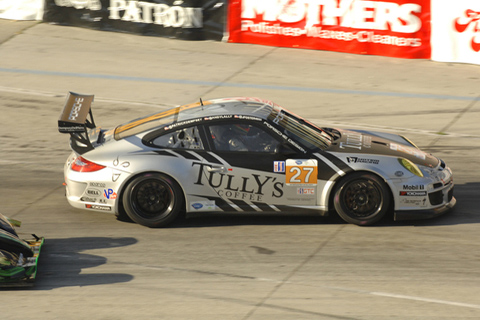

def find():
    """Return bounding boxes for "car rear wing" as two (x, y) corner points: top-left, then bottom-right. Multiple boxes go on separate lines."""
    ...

(58, 92), (98, 154)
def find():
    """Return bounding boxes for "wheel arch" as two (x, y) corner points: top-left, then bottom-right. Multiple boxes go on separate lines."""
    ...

(327, 169), (395, 217)
(116, 170), (187, 216)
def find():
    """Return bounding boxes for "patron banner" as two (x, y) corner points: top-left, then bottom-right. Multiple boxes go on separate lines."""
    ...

(431, 0), (480, 65)
(43, 0), (226, 41)
(228, 0), (431, 59)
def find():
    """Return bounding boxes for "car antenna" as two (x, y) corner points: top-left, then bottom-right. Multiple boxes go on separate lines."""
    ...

(200, 97), (204, 107)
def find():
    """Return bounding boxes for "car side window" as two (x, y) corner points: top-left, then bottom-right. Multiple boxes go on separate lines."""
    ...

(152, 126), (204, 150)
(208, 123), (279, 153)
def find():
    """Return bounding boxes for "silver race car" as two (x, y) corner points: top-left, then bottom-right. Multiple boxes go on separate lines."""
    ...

(59, 92), (455, 227)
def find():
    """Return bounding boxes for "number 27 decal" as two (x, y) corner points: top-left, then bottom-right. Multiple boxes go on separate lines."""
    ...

(285, 159), (318, 186)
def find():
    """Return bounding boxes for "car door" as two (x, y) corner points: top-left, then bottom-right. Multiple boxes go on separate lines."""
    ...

(147, 124), (220, 211)
(199, 120), (320, 213)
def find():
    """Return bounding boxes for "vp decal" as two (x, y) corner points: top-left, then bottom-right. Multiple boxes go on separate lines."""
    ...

(104, 189), (117, 199)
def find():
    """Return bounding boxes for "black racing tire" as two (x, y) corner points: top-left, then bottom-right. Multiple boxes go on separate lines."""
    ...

(115, 206), (133, 223)
(122, 173), (183, 228)
(333, 172), (390, 226)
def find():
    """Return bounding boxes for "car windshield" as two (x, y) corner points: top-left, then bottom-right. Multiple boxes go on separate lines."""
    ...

(268, 106), (332, 151)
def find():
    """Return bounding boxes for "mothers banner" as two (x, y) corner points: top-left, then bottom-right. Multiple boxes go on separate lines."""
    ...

(228, 0), (431, 59)
(6, 0), (480, 64)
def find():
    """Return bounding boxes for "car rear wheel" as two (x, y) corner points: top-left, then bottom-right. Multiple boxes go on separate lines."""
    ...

(123, 173), (183, 227)
(333, 173), (390, 226)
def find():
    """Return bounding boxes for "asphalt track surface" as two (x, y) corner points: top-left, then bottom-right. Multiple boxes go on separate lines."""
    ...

(1, 19), (480, 319)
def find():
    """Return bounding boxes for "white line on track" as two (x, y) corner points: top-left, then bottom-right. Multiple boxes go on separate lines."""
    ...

(131, 263), (480, 310)
(311, 118), (480, 139)
(0, 85), (175, 109)
(2, 85), (479, 139)
(370, 291), (480, 310)
(0, 159), (64, 165)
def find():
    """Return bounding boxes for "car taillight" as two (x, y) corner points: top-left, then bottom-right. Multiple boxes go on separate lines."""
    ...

(71, 156), (106, 172)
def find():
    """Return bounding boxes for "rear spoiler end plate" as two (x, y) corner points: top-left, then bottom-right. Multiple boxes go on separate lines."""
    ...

(58, 92), (99, 154)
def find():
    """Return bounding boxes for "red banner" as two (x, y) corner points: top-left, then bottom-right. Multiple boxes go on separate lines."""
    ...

(228, 0), (431, 59)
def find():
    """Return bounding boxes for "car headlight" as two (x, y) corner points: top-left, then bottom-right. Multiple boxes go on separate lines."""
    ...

(398, 158), (423, 177)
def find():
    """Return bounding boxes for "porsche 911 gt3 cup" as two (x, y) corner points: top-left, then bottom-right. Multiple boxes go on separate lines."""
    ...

(59, 92), (455, 227)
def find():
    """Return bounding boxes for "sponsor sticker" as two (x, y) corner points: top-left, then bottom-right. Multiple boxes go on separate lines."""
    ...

(204, 115), (232, 121)
(85, 204), (112, 211)
(402, 185), (425, 190)
(286, 159), (318, 186)
(58, 125), (85, 132)
(164, 118), (202, 131)
(401, 198), (427, 207)
(297, 188), (315, 195)
(192, 203), (203, 210)
(274, 161), (285, 173)
(400, 191), (427, 196)
(192, 161), (284, 200)
(90, 182), (106, 188)
(190, 201), (216, 211)
(347, 157), (379, 164)
(86, 189), (101, 196)
(104, 189), (117, 199)
(339, 132), (363, 150)
(234, 115), (262, 121)
(80, 197), (96, 202)
(68, 97), (85, 121)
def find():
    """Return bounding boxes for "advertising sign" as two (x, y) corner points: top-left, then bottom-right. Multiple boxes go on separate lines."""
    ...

(0, 0), (44, 20)
(431, 0), (480, 65)
(228, 0), (431, 59)
(43, 0), (226, 41)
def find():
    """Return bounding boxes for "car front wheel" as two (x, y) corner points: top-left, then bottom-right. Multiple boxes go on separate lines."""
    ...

(333, 173), (390, 226)
(123, 173), (183, 227)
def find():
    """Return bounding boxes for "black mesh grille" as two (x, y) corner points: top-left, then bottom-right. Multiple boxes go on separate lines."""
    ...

(429, 190), (443, 206)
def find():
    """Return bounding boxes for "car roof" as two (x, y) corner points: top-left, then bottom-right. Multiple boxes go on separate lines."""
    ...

(114, 97), (280, 139)
(178, 97), (277, 119)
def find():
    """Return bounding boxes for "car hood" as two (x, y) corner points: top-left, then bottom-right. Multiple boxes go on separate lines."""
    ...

(325, 128), (439, 168)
